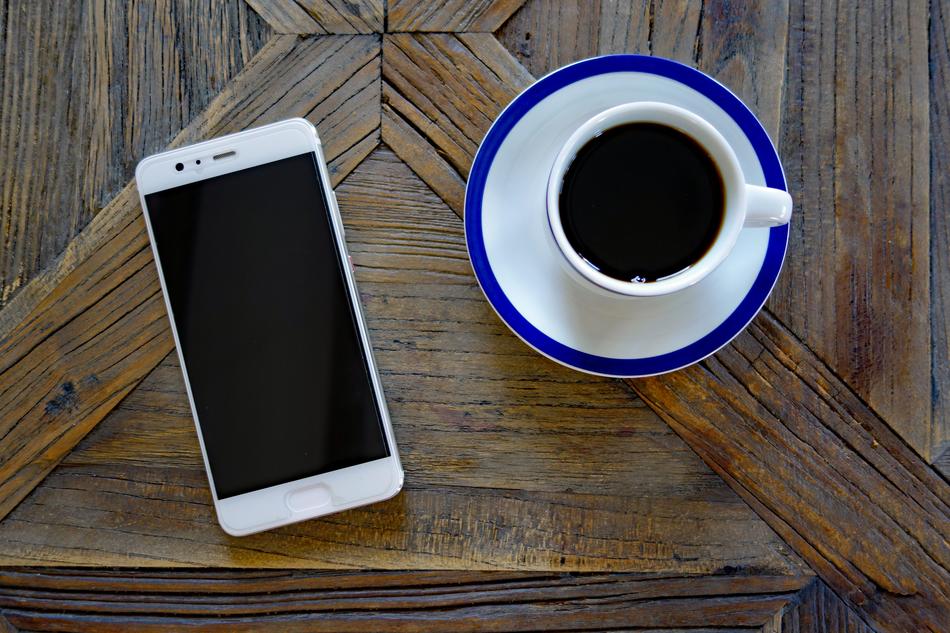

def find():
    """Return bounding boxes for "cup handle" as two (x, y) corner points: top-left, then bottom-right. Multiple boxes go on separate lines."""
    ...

(744, 184), (793, 228)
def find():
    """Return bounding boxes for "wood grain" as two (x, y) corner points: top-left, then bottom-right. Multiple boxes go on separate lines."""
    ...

(0, 2), (941, 631)
(0, 199), (174, 521)
(0, 0), (270, 308)
(381, 33), (532, 216)
(498, 0), (605, 79)
(387, 0), (526, 32)
(767, 0), (933, 460)
(695, 0), (789, 143)
(169, 35), (381, 161)
(245, 0), (383, 34)
(932, 0), (950, 470)
(0, 568), (814, 632)
(0, 34), (382, 524)
(244, 0), (325, 33)
(496, 0), (701, 77)
(776, 580), (875, 633)
(300, 0), (384, 33)
(0, 149), (806, 575)
(0, 462), (803, 571)
(498, 0), (785, 141)
(629, 311), (950, 633)
(935, 446), (950, 481)
(380, 100), (467, 212)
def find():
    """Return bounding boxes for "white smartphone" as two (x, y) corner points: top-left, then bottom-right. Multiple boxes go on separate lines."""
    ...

(135, 118), (403, 536)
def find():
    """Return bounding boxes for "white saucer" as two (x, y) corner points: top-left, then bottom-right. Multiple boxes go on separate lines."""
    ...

(464, 55), (789, 377)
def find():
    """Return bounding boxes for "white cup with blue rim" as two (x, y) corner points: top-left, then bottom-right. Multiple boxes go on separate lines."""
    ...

(545, 101), (793, 298)
(465, 54), (796, 377)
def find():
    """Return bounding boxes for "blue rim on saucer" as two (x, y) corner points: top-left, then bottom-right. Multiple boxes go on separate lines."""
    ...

(464, 55), (789, 377)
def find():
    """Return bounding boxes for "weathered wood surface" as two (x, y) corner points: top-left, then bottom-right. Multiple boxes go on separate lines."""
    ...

(768, 0), (934, 460)
(245, 0), (383, 34)
(0, 568), (816, 632)
(0, 149), (806, 575)
(0, 0), (271, 308)
(388, 0), (526, 32)
(382, 33), (533, 215)
(0, 192), (174, 521)
(498, 0), (787, 127)
(776, 580), (875, 633)
(629, 311), (950, 633)
(497, 0), (701, 74)
(695, 0), (789, 144)
(0, 0), (946, 631)
(932, 0), (950, 474)
(0, 33), (381, 524)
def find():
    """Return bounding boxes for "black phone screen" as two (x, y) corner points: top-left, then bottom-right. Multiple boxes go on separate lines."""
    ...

(145, 152), (389, 499)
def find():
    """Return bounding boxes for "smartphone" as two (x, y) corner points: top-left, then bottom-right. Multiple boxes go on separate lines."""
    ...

(135, 118), (402, 536)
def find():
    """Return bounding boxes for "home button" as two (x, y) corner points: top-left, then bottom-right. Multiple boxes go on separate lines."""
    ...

(287, 484), (332, 512)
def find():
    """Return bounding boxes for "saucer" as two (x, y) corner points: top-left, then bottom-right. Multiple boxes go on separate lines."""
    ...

(464, 55), (789, 377)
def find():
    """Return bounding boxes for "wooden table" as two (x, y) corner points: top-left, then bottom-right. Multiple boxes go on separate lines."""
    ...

(0, 0), (946, 631)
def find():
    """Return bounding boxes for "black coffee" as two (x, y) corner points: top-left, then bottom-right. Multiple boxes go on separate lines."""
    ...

(559, 122), (724, 283)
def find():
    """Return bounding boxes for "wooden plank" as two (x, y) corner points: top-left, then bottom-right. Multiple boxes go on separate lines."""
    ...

(298, 0), (384, 33)
(932, 0), (950, 467)
(696, 0), (789, 143)
(0, 463), (805, 571)
(244, 0), (326, 33)
(498, 0), (785, 140)
(767, 0), (932, 459)
(0, 569), (812, 632)
(0, 0), (271, 308)
(380, 102), (466, 212)
(0, 149), (806, 575)
(0, 209), (175, 521)
(775, 579), (876, 633)
(496, 0), (701, 77)
(629, 311), (950, 633)
(497, 0), (601, 70)
(387, 0), (526, 32)
(645, 0), (703, 62)
(381, 33), (532, 216)
(935, 447), (950, 480)
(169, 35), (381, 152)
(0, 34), (382, 523)
(245, 0), (384, 34)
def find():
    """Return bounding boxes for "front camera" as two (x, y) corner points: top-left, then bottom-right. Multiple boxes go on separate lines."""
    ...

(175, 163), (184, 172)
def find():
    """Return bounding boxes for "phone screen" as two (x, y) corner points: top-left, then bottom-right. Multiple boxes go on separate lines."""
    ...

(145, 152), (389, 499)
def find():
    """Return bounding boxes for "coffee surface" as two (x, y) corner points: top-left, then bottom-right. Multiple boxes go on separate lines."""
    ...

(559, 122), (724, 283)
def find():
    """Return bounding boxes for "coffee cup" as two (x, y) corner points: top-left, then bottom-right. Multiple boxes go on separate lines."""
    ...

(546, 101), (792, 298)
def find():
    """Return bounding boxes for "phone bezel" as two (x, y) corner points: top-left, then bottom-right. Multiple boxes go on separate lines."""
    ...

(135, 118), (403, 536)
